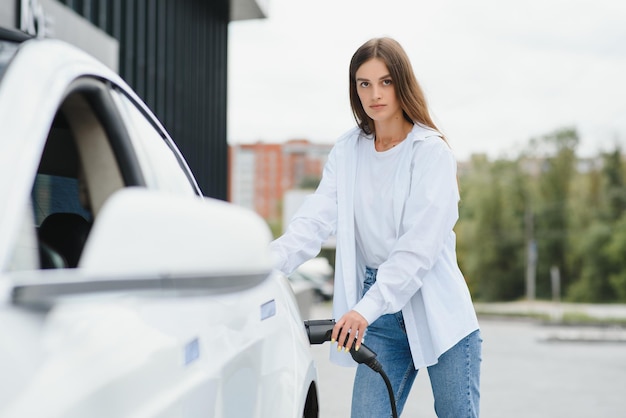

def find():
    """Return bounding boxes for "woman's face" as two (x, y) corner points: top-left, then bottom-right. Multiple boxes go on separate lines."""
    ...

(355, 58), (403, 125)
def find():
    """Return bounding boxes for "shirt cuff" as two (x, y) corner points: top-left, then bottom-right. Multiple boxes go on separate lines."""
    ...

(353, 292), (385, 327)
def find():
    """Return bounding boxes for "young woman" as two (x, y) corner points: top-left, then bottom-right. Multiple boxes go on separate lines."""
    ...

(270, 37), (481, 417)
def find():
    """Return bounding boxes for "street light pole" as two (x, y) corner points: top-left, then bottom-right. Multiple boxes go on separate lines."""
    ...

(525, 208), (536, 301)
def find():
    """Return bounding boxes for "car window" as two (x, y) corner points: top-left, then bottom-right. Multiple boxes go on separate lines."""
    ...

(32, 174), (92, 225)
(27, 82), (139, 270)
(6, 201), (39, 272)
(111, 89), (199, 196)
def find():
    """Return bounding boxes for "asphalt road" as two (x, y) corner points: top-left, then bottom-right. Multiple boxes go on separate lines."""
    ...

(308, 303), (626, 417)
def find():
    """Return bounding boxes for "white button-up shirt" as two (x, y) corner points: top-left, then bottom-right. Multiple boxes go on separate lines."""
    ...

(270, 124), (479, 369)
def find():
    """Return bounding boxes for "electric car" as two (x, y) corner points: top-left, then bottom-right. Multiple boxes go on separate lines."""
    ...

(0, 28), (318, 417)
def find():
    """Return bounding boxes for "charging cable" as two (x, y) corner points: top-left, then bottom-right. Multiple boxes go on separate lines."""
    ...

(304, 319), (398, 418)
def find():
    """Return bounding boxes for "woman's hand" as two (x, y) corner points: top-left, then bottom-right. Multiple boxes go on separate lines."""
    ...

(332, 310), (368, 352)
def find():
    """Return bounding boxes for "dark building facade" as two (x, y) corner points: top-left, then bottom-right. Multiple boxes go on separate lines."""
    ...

(1, 0), (267, 200)
(58, 0), (230, 199)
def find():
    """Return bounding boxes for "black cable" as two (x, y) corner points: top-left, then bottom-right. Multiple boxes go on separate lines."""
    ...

(378, 367), (399, 418)
(361, 358), (398, 418)
(304, 320), (398, 418)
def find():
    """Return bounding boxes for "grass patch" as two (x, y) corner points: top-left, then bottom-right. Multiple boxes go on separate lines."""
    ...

(557, 312), (626, 327)
(475, 310), (551, 321)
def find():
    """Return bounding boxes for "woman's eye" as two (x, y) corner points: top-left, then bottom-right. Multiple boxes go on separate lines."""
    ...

(382, 79), (393, 86)
(359, 81), (369, 88)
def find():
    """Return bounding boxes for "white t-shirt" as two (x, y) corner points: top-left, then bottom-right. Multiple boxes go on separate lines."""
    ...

(354, 136), (412, 269)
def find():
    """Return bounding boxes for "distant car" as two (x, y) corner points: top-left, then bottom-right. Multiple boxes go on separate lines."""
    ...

(289, 257), (334, 302)
(0, 28), (318, 417)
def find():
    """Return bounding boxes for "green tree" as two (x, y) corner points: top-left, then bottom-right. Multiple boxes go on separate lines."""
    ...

(531, 127), (578, 298)
(567, 220), (615, 302)
(606, 213), (626, 301)
(457, 155), (526, 301)
(566, 146), (626, 302)
(601, 147), (626, 222)
(298, 176), (321, 189)
(456, 128), (626, 303)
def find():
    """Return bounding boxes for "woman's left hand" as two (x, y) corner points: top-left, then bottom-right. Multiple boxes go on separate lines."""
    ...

(332, 310), (368, 352)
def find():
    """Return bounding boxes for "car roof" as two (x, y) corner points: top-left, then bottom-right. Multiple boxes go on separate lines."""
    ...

(0, 28), (31, 78)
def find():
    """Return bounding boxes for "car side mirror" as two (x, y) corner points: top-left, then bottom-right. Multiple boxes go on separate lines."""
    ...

(79, 187), (274, 277)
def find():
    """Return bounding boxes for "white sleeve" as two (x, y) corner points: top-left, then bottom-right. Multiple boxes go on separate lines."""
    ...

(269, 146), (338, 275)
(353, 139), (460, 325)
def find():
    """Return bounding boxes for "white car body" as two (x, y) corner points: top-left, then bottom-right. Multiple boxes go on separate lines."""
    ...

(0, 29), (318, 417)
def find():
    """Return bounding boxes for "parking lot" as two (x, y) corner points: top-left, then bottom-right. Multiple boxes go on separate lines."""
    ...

(308, 303), (626, 417)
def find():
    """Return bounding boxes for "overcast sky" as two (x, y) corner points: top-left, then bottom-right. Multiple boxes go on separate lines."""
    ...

(227, 0), (626, 160)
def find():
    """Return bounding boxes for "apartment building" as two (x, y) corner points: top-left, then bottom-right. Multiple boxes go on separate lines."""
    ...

(229, 139), (332, 222)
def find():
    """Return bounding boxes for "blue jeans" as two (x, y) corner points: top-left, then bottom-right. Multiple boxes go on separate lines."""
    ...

(351, 267), (482, 417)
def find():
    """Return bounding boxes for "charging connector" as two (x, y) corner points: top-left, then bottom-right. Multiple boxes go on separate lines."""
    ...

(304, 319), (398, 418)
(304, 319), (335, 345)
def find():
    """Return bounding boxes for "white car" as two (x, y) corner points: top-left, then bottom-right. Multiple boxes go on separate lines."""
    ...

(289, 257), (334, 302)
(0, 28), (318, 417)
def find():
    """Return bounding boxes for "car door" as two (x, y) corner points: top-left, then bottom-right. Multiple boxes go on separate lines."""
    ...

(0, 38), (316, 417)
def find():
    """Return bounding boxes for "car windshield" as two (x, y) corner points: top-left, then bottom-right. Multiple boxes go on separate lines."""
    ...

(0, 40), (20, 79)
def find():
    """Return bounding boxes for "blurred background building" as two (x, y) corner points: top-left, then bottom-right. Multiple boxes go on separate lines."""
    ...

(229, 139), (332, 222)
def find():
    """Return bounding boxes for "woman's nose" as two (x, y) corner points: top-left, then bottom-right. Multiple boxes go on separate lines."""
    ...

(372, 85), (382, 100)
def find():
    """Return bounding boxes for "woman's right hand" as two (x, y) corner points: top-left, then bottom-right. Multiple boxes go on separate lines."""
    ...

(332, 310), (368, 352)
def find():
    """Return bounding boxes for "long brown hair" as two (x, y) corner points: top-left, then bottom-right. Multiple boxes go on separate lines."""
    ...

(349, 37), (443, 139)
